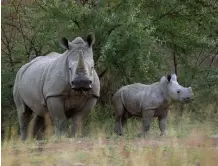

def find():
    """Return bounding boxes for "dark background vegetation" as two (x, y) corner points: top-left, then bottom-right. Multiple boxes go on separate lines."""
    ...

(1, 0), (218, 139)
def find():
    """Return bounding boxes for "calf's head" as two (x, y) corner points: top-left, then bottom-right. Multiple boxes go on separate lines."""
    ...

(163, 74), (194, 103)
(60, 34), (95, 91)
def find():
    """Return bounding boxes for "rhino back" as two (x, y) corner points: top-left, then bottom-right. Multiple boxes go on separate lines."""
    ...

(120, 82), (166, 115)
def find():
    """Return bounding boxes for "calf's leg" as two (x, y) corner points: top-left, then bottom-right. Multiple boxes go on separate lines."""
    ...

(121, 113), (128, 128)
(113, 100), (126, 136)
(142, 109), (155, 137)
(158, 110), (168, 136)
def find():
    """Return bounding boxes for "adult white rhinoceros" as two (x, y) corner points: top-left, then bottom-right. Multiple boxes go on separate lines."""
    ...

(112, 74), (194, 137)
(13, 34), (100, 140)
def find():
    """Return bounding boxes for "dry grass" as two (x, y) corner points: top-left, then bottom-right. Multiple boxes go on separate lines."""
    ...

(2, 106), (218, 166)
(2, 132), (218, 166)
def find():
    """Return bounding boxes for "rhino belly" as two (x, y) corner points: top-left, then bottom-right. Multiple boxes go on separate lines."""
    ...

(122, 88), (142, 116)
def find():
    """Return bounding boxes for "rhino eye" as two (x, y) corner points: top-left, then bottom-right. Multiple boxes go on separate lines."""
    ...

(177, 90), (180, 94)
(69, 68), (73, 72)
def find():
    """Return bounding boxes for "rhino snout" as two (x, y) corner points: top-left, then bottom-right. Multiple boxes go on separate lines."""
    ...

(182, 96), (194, 103)
(71, 78), (92, 91)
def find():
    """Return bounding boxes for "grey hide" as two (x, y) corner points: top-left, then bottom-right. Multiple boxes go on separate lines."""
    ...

(112, 74), (194, 137)
(13, 34), (100, 140)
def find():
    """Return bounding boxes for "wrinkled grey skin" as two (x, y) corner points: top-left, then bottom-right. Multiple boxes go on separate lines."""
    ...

(112, 74), (194, 137)
(13, 34), (100, 140)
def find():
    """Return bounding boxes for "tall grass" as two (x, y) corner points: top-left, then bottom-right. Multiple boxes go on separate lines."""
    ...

(2, 104), (218, 166)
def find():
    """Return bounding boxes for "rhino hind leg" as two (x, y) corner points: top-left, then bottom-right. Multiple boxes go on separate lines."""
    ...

(31, 115), (45, 140)
(113, 99), (126, 136)
(17, 103), (33, 141)
(121, 114), (127, 127)
(114, 117), (123, 136)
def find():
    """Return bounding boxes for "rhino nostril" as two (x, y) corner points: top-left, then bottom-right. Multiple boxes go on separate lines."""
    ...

(89, 80), (92, 84)
(186, 97), (190, 100)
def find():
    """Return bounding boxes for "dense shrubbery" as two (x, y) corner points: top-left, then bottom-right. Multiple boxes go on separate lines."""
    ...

(1, 0), (218, 135)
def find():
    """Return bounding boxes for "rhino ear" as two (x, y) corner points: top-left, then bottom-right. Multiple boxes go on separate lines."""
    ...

(167, 74), (171, 82)
(160, 76), (167, 83)
(86, 33), (95, 47)
(60, 37), (70, 50)
(171, 74), (177, 81)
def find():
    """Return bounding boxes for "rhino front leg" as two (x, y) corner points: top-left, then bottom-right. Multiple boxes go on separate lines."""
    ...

(142, 109), (155, 137)
(47, 97), (68, 137)
(70, 98), (97, 137)
(158, 110), (168, 136)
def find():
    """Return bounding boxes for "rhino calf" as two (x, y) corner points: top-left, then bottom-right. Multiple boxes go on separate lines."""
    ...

(112, 74), (194, 137)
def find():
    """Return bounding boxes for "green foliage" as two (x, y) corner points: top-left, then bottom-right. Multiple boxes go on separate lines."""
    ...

(1, 0), (218, 135)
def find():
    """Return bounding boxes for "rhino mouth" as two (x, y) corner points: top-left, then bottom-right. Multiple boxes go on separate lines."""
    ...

(182, 97), (193, 103)
(72, 85), (92, 91)
(71, 78), (92, 92)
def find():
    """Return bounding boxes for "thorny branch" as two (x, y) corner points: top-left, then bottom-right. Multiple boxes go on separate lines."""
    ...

(190, 46), (218, 81)
(1, 26), (15, 74)
(12, 1), (29, 57)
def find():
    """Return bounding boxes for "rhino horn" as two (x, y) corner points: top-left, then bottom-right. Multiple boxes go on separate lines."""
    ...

(76, 50), (86, 71)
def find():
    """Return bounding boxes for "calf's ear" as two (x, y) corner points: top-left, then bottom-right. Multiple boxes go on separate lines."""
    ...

(86, 33), (95, 47)
(60, 37), (70, 50)
(167, 74), (171, 82)
(171, 74), (177, 81)
(160, 76), (168, 83)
